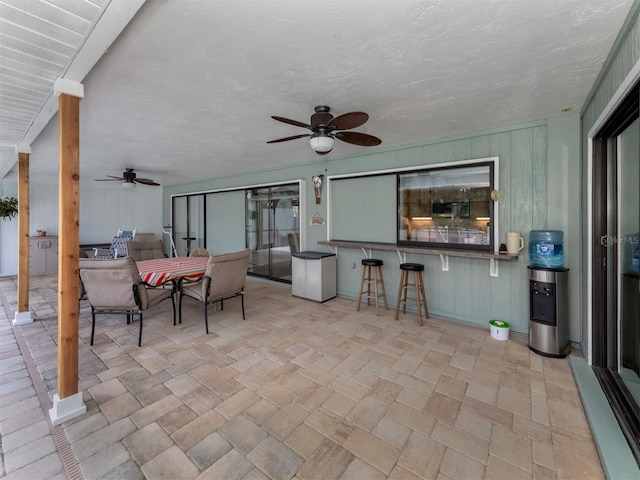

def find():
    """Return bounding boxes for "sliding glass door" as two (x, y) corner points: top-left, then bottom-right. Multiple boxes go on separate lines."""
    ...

(172, 194), (205, 256)
(618, 118), (639, 414)
(592, 83), (640, 463)
(171, 182), (300, 279)
(246, 183), (299, 283)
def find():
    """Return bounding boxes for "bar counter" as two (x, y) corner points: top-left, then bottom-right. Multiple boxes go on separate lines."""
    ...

(318, 239), (519, 277)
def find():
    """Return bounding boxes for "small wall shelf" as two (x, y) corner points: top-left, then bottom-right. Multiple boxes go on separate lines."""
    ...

(318, 239), (519, 277)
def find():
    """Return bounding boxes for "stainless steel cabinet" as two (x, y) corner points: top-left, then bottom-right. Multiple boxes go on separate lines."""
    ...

(29, 236), (58, 274)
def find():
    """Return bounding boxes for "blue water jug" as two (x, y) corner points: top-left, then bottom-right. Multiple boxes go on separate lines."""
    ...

(529, 230), (564, 268)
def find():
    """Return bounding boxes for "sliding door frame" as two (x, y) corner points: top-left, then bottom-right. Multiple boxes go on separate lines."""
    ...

(589, 77), (640, 464)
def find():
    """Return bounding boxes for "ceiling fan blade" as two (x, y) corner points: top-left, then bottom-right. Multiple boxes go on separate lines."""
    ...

(266, 133), (311, 144)
(271, 116), (312, 130)
(335, 131), (381, 147)
(328, 112), (369, 131)
(134, 178), (160, 186)
(95, 177), (124, 181)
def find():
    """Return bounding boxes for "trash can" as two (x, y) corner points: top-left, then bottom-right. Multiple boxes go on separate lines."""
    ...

(292, 251), (336, 302)
(528, 265), (570, 357)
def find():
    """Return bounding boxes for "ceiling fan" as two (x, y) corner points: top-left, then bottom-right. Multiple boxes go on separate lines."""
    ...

(94, 168), (160, 187)
(267, 105), (381, 155)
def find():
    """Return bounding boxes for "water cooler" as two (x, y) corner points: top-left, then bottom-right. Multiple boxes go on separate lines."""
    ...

(528, 265), (571, 357)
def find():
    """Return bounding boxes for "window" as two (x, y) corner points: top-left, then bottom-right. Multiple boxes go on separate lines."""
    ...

(398, 161), (495, 250)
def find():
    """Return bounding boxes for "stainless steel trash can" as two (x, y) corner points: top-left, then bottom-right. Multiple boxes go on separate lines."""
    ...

(528, 265), (570, 357)
(292, 251), (336, 302)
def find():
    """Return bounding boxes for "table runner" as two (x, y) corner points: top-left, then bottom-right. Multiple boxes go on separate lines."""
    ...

(136, 256), (208, 287)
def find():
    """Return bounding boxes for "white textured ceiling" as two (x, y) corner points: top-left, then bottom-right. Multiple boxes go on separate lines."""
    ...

(0, 0), (635, 187)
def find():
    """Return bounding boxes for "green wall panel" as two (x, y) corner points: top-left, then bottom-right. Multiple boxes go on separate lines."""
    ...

(205, 190), (246, 254)
(331, 175), (396, 243)
(531, 125), (548, 230)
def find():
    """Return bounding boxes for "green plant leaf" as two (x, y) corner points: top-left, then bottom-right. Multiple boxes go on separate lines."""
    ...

(0, 197), (18, 220)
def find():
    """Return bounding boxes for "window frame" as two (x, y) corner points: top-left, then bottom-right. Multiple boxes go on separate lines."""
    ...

(396, 160), (496, 251)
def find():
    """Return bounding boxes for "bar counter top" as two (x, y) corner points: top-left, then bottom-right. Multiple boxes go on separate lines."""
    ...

(317, 239), (519, 277)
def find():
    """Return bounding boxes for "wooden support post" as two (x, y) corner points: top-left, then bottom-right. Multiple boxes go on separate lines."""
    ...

(49, 78), (86, 425)
(15, 152), (31, 325)
(57, 93), (80, 398)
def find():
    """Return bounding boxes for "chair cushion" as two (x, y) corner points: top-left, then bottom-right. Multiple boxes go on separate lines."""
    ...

(400, 262), (424, 272)
(145, 286), (173, 308)
(111, 236), (132, 258)
(362, 258), (383, 267)
(93, 235), (133, 259)
(181, 281), (206, 302)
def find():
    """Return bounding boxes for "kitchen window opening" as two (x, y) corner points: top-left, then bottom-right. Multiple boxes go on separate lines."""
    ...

(398, 161), (496, 251)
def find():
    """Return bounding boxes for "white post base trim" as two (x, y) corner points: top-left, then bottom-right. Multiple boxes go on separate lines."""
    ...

(49, 392), (86, 426)
(13, 311), (32, 325)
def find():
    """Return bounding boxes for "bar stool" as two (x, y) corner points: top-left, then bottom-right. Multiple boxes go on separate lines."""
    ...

(395, 262), (429, 325)
(357, 258), (388, 315)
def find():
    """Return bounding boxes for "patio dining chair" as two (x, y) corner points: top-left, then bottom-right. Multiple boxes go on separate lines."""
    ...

(189, 247), (209, 257)
(79, 257), (175, 347)
(179, 249), (249, 333)
(128, 239), (166, 261)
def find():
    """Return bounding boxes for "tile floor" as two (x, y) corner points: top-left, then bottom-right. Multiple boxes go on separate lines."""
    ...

(0, 273), (605, 479)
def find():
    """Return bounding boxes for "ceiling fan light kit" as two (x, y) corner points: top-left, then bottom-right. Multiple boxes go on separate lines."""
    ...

(309, 134), (334, 154)
(268, 105), (381, 155)
(122, 181), (136, 188)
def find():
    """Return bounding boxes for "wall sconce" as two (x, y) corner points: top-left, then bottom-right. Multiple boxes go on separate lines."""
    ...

(312, 175), (323, 204)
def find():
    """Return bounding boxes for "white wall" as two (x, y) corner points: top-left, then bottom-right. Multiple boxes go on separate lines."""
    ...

(79, 180), (163, 244)
(0, 180), (18, 276)
(0, 174), (163, 276)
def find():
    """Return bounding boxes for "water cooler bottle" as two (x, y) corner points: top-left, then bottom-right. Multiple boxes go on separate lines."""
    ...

(528, 265), (570, 357)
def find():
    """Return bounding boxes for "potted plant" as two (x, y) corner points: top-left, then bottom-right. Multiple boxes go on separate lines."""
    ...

(0, 196), (18, 221)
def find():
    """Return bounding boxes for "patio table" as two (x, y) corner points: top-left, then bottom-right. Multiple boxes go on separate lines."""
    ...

(136, 256), (208, 287)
